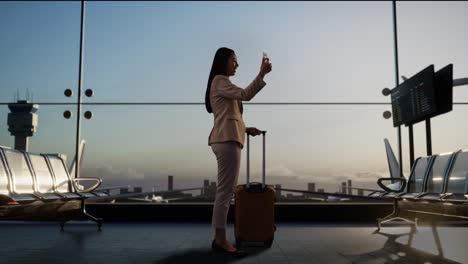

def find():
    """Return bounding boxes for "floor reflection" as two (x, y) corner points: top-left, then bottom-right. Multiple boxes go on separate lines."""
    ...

(0, 222), (467, 264)
(339, 225), (462, 264)
(155, 247), (266, 264)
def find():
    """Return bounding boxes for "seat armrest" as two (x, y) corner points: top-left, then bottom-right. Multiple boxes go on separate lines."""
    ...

(72, 177), (102, 193)
(377, 177), (406, 193)
(441, 193), (453, 200)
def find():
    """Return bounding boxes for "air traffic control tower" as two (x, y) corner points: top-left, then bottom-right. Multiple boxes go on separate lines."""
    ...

(7, 100), (39, 152)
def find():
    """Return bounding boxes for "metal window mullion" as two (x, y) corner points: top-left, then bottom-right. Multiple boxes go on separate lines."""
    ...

(74, 0), (86, 179)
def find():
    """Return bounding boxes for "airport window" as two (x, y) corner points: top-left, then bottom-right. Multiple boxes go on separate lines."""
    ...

(82, 1), (393, 103)
(79, 105), (396, 197)
(397, 1), (468, 102)
(396, 1), (468, 161)
(0, 1), (81, 103)
(77, 1), (395, 198)
(0, 1), (467, 204)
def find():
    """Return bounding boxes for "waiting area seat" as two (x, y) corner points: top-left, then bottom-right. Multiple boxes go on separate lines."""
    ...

(377, 150), (468, 230)
(0, 146), (110, 230)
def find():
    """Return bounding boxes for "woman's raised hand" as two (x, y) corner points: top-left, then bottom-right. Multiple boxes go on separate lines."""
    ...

(259, 54), (272, 78)
(246, 127), (262, 136)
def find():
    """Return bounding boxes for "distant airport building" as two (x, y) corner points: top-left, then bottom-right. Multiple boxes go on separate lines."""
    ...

(7, 100), (39, 152)
(200, 179), (216, 199)
(341, 182), (347, 194)
(168, 175), (174, 191)
(120, 188), (129, 194)
(317, 188), (324, 193)
(134, 187), (142, 193)
(347, 180), (352, 195)
(358, 189), (364, 196)
(286, 193), (306, 200)
(305, 182), (315, 198)
(207, 181), (217, 198)
(203, 179), (210, 195)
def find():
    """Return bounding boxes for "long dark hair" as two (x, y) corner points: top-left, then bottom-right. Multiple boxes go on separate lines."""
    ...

(205, 47), (234, 113)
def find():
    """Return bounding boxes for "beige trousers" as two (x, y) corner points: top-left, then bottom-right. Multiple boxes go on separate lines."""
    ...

(211, 141), (241, 229)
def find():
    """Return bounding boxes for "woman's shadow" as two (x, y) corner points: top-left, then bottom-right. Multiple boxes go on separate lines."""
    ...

(155, 247), (266, 264)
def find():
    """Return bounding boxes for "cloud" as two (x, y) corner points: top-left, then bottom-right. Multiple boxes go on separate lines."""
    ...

(82, 164), (145, 180)
(247, 163), (388, 191)
(80, 162), (388, 193)
(266, 165), (296, 177)
(263, 164), (386, 183)
(353, 171), (385, 180)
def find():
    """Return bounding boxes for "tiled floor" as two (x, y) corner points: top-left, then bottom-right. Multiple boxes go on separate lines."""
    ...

(0, 221), (466, 264)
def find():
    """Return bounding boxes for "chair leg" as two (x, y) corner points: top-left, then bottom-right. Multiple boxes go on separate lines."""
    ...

(81, 199), (102, 231)
(431, 223), (444, 257)
(378, 216), (418, 230)
(376, 200), (418, 231)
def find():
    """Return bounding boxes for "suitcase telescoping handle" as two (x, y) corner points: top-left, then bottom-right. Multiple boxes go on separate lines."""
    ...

(246, 130), (266, 189)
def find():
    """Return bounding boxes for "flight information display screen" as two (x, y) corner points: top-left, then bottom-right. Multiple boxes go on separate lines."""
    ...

(432, 64), (453, 116)
(391, 65), (437, 127)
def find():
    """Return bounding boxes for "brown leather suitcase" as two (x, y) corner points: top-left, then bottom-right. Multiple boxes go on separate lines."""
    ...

(235, 131), (275, 248)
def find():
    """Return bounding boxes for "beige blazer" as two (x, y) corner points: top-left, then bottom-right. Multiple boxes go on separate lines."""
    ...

(208, 74), (266, 148)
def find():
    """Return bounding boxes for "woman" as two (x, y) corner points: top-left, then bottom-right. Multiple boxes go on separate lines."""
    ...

(205, 47), (272, 253)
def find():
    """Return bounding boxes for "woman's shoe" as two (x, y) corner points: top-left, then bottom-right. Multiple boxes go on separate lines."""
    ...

(211, 240), (245, 256)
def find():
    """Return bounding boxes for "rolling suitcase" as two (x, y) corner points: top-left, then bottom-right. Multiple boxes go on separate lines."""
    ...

(235, 131), (276, 248)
